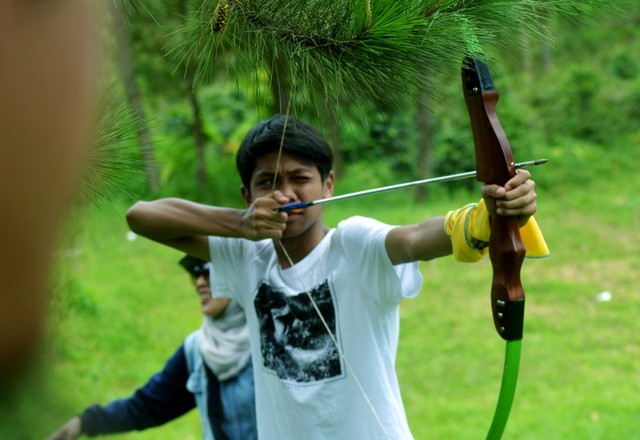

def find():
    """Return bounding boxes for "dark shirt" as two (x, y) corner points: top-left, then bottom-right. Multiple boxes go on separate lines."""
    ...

(80, 344), (223, 438)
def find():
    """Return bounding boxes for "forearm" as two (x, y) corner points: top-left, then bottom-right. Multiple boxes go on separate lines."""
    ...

(386, 216), (452, 264)
(126, 198), (244, 242)
(80, 392), (193, 435)
(80, 402), (145, 435)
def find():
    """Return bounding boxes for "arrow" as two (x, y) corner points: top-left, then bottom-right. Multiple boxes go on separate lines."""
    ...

(279, 158), (547, 213)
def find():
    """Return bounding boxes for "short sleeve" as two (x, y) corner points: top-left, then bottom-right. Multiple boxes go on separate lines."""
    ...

(335, 216), (423, 304)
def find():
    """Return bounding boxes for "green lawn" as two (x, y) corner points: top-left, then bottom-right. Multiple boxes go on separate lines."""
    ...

(3, 142), (639, 439)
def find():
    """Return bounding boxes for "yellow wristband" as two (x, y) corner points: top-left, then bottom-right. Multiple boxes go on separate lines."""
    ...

(444, 198), (550, 262)
(444, 200), (489, 262)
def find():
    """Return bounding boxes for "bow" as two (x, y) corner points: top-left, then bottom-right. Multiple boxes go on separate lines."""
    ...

(462, 58), (526, 439)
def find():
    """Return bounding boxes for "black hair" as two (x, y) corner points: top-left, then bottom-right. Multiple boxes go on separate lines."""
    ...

(236, 114), (333, 189)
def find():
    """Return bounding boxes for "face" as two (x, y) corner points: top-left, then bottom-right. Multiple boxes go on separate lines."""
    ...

(243, 150), (334, 239)
(193, 272), (218, 316)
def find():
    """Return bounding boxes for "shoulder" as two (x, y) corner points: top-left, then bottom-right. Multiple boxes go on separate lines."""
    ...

(335, 216), (392, 241)
(183, 330), (200, 348)
(182, 330), (201, 368)
(332, 216), (393, 262)
(337, 215), (392, 231)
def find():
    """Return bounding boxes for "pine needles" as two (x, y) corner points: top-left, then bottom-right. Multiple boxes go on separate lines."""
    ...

(171, 0), (624, 111)
(75, 89), (145, 207)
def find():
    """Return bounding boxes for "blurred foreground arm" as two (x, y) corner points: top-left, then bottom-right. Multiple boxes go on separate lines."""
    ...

(0, 0), (97, 379)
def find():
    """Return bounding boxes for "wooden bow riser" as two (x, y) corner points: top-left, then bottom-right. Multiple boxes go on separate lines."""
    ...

(462, 59), (526, 341)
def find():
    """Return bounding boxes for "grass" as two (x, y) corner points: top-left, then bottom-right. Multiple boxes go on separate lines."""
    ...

(2, 140), (639, 439)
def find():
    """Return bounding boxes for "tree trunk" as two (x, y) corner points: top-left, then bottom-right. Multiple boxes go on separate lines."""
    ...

(415, 90), (434, 203)
(187, 79), (208, 189)
(109, 2), (159, 191)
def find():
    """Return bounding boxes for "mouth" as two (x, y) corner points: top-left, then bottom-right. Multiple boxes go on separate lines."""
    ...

(286, 209), (303, 221)
(287, 212), (302, 222)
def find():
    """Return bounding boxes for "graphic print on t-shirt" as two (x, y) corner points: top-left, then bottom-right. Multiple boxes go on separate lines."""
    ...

(254, 280), (342, 383)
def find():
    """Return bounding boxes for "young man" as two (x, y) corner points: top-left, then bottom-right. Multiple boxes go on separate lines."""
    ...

(47, 256), (256, 440)
(126, 114), (547, 439)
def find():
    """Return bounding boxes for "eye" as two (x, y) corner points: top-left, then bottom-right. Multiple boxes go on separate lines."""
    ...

(255, 175), (276, 187)
(293, 174), (313, 183)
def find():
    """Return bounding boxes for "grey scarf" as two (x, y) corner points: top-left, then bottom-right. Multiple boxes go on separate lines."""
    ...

(197, 301), (251, 381)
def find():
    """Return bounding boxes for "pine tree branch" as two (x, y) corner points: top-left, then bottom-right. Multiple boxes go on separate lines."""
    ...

(171, 0), (625, 110)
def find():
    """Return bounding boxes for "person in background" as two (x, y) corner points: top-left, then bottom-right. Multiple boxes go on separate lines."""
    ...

(47, 256), (256, 440)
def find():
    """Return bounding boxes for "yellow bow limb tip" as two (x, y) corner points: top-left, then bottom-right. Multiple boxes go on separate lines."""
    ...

(519, 216), (550, 258)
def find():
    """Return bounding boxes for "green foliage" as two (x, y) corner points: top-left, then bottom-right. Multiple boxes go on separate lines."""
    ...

(430, 81), (477, 182)
(339, 111), (417, 174)
(173, 0), (622, 110)
(148, 78), (266, 204)
(611, 50), (639, 80)
(78, 87), (148, 206)
(122, 0), (195, 99)
(107, 0), (639, 201)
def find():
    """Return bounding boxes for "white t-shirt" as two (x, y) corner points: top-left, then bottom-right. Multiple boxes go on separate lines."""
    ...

(209, 216), (422, 440)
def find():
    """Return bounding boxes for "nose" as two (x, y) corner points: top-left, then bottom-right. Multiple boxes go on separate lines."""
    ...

(275, 178), (297, 200)
(195, 274), (209, 287)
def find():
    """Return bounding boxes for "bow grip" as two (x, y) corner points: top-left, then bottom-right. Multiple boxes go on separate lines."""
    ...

(462, 58), (526, 341)
(489, 216), (526, 340)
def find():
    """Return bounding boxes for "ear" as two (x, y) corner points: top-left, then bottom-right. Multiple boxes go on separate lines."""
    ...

(323, 171), (335, 198)
(241, 186), (252, 207)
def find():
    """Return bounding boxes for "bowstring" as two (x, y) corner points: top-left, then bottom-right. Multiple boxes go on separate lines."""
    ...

(270, 107), (391, 439)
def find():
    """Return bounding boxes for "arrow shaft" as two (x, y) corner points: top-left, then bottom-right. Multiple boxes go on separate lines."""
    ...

(280, 159), (547, 212)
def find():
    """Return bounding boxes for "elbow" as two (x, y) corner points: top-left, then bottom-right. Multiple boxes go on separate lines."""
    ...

(125, 201), (151, 234)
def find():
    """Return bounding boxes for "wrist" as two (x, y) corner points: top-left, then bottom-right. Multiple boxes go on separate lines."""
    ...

(467, 199), (490, 248)
(444, 199), (490, 262)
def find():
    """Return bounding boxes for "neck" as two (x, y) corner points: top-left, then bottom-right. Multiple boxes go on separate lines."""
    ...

(274, 224), (329, 268)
